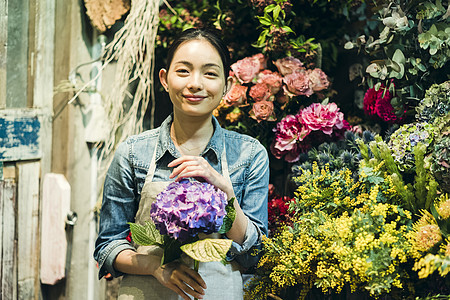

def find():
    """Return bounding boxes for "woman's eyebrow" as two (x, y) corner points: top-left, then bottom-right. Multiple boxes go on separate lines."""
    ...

(173, 60), (221, 69)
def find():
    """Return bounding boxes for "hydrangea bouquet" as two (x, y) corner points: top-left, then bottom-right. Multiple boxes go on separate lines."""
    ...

(128, 179), (236, 270)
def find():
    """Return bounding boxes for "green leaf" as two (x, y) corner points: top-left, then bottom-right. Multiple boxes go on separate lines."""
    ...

(392, 49), (405, 65)
(264, 4), (277, 13)
(257, 16), (272, 26)
(281, 26), (294, 34)
(344, 41), (354, 49)
(180, 239), (233, 262)
(218, 198), (237, 234)
(128, 221), (163, 246)
(273, 5), (282, 20)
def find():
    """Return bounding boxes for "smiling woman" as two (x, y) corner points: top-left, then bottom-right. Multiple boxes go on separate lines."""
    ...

(94, 28), (270, 300)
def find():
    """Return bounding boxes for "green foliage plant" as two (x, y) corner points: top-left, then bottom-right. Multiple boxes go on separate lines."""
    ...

(345, 0), (450, 115)
(357, 135), (439, 214)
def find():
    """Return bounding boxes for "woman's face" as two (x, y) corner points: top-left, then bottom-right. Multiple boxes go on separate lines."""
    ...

(159, 39), (231, 118)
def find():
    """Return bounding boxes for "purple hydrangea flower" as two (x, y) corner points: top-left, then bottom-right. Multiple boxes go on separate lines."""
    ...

(150, 179), (228, 242)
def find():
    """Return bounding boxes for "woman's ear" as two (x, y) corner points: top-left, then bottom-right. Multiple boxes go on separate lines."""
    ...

(224, 76), (233, 95)
(159, 68), (169, 92)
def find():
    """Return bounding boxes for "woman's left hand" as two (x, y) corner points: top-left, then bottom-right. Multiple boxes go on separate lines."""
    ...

(168, 156), (233, 197)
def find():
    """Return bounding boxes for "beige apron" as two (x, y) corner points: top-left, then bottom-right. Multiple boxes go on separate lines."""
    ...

(118, 136), (244, 300)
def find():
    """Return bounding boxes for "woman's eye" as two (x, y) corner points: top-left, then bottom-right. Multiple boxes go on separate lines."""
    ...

(176, 69), (189, 74)
(205, 72), (219, 77)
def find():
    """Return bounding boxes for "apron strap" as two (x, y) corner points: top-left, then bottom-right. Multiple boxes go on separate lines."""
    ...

(146, 132), (159, 181)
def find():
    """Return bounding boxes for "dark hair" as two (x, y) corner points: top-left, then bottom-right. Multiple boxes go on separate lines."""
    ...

(165, 28), (231, 79)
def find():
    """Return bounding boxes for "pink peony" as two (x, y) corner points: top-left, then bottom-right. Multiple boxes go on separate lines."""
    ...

(271, 115), (310, 162)
(283, 71), (313, 97)
(299, 102), (348, 135)
(249, 82), (271, 102)
(249, 100), (276, 123)
(307, 68), (330, 92)
(257, 70), (283, 94)
(274, 56), (304, 76)
(231, 54), (266, 84)
(223, 80), (248, 106)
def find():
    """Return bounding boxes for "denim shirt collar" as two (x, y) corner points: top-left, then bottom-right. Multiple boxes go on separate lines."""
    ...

(155, 114), (224, 163)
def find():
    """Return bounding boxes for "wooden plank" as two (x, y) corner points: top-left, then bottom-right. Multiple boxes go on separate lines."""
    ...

(51, 0), (71, 175)
(5, 0), (29, 108)
(3, 163), (16, 179)
(40, 173), (70, 285)
(0, 181), (3, 300)
(1, 179), (17, 300)
(0, 109), (42, 162)
(17, 161), (40, 300)
(0, 0), (7, 109)
(27, 0), (37, 108)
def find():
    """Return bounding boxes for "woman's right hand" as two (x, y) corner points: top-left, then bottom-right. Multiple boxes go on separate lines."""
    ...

(153, 261), (207, 300)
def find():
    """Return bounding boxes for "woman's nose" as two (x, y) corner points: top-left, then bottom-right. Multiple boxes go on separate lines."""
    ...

(187, 73), (203, 90)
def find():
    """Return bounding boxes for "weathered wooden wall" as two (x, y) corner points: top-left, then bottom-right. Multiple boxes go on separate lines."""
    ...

(1, 0), (107, 298)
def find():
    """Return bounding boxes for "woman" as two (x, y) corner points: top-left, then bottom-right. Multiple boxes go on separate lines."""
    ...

(94, 28), (269, 300)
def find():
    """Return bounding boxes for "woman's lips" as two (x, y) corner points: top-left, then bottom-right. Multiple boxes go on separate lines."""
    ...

(184, 95), (206, 102)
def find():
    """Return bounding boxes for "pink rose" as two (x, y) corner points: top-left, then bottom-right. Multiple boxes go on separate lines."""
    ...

(251, 53), (268, 71)
(249, 100), (276, 123)
(223, 81), (248, 106)
(274, 57), (304, 76)
(270, 115), (310, 162)
(257, 70), (283, 94)
(307, 68), (330, 92)
(299, 102), (347, 135)
(249, 82), (271, 102)
(231, 54), (267, 84)
(283, 71), (313, 97)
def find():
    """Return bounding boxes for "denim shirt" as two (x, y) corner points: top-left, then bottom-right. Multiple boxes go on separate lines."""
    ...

(94, 115), (269, 279)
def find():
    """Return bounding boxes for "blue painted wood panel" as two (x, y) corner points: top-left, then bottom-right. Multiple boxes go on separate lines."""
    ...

(0, 111), (41, 161)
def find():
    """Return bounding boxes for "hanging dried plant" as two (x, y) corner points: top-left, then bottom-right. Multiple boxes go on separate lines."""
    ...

(97, 0), (160, 178)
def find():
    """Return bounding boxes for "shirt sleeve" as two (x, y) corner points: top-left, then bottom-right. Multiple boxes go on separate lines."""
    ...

(93, 140), (140, 279)
(226, 141), (269, 269)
